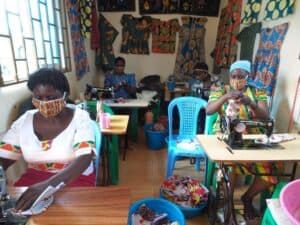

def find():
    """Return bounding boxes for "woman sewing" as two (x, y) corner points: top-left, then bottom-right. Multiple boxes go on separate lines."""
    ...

(206, 60), (281, 220)
(0, 68), (97, 212)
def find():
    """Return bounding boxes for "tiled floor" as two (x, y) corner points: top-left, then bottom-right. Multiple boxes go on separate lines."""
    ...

(118, 128), (209, 225)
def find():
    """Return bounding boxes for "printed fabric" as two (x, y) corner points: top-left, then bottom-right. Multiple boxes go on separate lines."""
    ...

(79, 0), (92, 38)
(250, 23), (289, 96)
(173, 16), (207, 77)
(236, 22), (262, 61)
(241, 0), (262, 25)
(0, 107), (96, 174)
(95, 14), (119, 71)
(264, 0), (295, 21)
(212, 0), (242, 71)
(120, 15), (152, 54)
(66, 0), (89, 79)
(151, 18), (180, 54)
(90, 0), (100, 49)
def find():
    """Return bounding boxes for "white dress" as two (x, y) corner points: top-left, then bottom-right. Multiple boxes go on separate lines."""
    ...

(0, 107), (97, 175)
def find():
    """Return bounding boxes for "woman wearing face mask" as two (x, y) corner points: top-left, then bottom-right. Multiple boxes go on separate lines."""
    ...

(0, 68), (97, 212)
(206, 60), (280, 220)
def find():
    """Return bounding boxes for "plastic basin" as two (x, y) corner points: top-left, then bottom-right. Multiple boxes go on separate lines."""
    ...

(280, 179), (300, 225)
(127, 197), (185, 225)
(144, 124), (167, 150)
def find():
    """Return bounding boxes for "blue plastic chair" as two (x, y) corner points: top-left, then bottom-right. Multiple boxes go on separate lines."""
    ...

(166, 96), (208, 178)
(91, 120), (102, 186)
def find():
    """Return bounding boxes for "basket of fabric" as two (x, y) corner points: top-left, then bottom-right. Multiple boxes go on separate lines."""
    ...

(160, 175), (209, 218)
(128, 197), (185, 225)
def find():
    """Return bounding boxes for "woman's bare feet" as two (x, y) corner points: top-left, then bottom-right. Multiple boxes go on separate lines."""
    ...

(241, 195), (260, 220)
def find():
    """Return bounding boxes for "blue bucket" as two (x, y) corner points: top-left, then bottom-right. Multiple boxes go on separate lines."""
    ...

(127, 197), (185, 225)
(144, 124), (167, 150)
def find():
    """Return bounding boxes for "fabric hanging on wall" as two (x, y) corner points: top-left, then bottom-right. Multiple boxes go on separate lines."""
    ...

(90, 0), (100, 49)
(120, 14), (152, 54)
(80, 0), (92, 38)
(250, 23), (289, 96)
(151, 18), (180, 54)
(212, 0), (242, 72)
(264, 0), (295, 21)
(173, 16), (207, 77)
(236, 22), (261, 62)
(95, 14), (119, 71)
(66, 0), (89, 80)
(241, 0), (262, 25)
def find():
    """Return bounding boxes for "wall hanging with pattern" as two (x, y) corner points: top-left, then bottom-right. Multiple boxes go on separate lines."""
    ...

(139, 0), (220, 16)
(98, 0), (135, 11)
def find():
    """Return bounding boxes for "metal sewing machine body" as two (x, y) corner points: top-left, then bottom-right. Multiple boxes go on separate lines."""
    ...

(85, 84), (115, 100)
(0, 166), (27, 224)
(221, 116), (274, 148)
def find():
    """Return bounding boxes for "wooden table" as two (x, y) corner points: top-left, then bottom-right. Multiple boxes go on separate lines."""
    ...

(9, 186), (130, 225)
(104, 99), (150, 142)
(197, 134), (300, 225)
(99, 115), (129, 186)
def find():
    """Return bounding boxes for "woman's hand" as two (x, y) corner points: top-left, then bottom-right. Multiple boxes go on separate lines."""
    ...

(225, 90), (244, 101)
(15, 181), (49, 212)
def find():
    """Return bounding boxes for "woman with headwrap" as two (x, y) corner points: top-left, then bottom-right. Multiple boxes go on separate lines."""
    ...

(206, 60), (281, 220)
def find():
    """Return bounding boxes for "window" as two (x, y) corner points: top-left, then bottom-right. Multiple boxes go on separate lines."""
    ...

(0, 0), (71, 86)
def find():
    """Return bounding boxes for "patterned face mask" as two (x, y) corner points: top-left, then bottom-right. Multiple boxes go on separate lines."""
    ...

(230, 78), (247, 90)
(32, 93), (66, 118)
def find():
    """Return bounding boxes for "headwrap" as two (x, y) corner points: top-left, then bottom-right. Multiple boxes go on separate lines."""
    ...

(229, 60), (251, 73)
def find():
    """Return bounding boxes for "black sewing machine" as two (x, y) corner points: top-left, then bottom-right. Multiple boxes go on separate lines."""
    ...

(84, 84), (115, 100)
(0, 166), (27, 225)
(220, 117), (282, 149)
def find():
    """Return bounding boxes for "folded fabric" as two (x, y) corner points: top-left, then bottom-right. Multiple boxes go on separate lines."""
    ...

(176, 138), (201, 150)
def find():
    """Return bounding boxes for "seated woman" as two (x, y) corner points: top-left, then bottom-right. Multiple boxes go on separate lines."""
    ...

(0, 68), (97, 212)
(191, 62), (223, 133)
(206, 60), (281, 220)
(104, 56), (136, 99)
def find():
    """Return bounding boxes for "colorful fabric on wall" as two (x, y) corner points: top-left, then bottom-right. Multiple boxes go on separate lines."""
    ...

(212, 0), (242, 71)
(241, 0), (262, 25)
(79, 0), (92, 38)
(90, 0), (100, 49)
(264, 0), (295, 21)
(95, 14), (119, 71)
(173, 16), (207, 77)
(120, 15), (152, 54)
(236, 22), (261, 61)
(66, 0), (89, 80)
(151, 18), (180, 54)
(250, 23), (289, 96)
